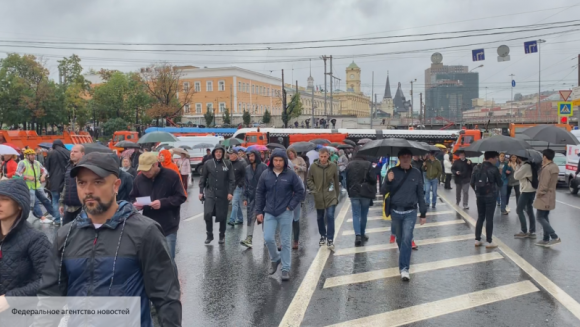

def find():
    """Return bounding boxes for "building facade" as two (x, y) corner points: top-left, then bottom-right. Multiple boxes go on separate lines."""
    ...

(333, 61), (371, 117)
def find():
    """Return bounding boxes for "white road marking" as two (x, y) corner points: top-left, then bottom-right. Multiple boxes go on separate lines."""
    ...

(556, 200), (580, 210)
(334, 234), (473, 256)
(278, 202), (351, 327)
(342, 220), (464, 236)
(324, 252), (503, 288)
(440, 193), (580, 321)
(326, 281), (538, 327)
(350, 210), (455, 222)
(183, 213), (204, 222)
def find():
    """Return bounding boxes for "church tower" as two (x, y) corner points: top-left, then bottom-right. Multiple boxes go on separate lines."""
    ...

(381, 72), (394, 116)
(346, 61), (361, 94)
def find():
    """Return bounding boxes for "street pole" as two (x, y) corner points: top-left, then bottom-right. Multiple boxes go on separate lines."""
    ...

(538, 39), (546, 114)
(311, 78), (315, 125)
(410, 80), (414, 119)
(420, 92), (423, 126)
(329, 55), (333, 119)
(322, 56), (327, 116)
(370, 71), (374, 128)
(509, 74), (515, 118)
(282, 69), (287, 128)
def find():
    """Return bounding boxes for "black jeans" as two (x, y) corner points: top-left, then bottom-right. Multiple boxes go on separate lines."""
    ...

(506, 184), (520, 206)
(206, 220), (226, 238)
(444, 174), (453, 189)
(63, 208), (82, 225)
(516, 192), (536, 233)
(475, 195), (496, 243)
(537, 209), (559, 242)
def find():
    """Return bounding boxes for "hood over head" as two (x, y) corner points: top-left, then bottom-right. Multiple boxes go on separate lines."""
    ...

(52, 139), (65, 149)
(247, 149), (262, 165)
(159, 149), (174, 167)
(212, 145), (226, 159)
(268, 148), (288, 170)
(0, 178), (30, 234)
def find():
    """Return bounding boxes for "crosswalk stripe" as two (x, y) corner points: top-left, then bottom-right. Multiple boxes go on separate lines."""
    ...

(347, 210), (454, 222)
(334, 234), (473, 256)
(323, 252), (503, 288)
(342, 220), (464, 236)
(367, 202), (447, 212)
(326, 280), (538, 327)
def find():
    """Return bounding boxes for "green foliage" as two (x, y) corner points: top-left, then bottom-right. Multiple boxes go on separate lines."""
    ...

(262, 109), (271, 124)
(243, 110), (251, 126)
(57, 54), (88, 88)
(222, 107), (231, 125)
(282, 92), (303, 127)
(204, 104), (215, 126)
(103, 118), (129, 139)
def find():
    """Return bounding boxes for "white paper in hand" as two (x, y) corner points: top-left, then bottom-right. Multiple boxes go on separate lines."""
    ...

(136, 196), (152, 206)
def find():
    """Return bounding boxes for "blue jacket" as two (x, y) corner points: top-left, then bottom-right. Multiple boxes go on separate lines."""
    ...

(255, 149), (305, 217)
(37, 201), (181, 327)
(243, 149), (268, 202)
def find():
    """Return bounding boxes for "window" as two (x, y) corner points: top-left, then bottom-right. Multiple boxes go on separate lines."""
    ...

(218, 80), (225, 91)
(245, 83), (249, 93)
(252, 85), (255, 94)
(183, 82), (190, 92)
(194, 82), (201, 92)
(238, 103), (241, 113)
(219, 102), (226, 113)
(184, 103), (190, 113)
(195, 103), (202, 113)
(238, 82), (241, 92)
(206, 103), (213, 112)
(206, 81), (213, 92)
(267, 88), (270, 96)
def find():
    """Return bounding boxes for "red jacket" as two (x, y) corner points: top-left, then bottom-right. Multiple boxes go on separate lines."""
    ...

(2, 159), (17, 178)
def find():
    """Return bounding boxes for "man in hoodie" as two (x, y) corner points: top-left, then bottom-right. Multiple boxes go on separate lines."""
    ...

(423, 151), (442, 209)
(240, 149), (268, 248)
(451, 150), (473, 210)
(130, 152), (187, 260)
(227, 149), (246, 226)
(307, 147), (340, 249)
(37, 152), (182, 327)
(255, 149), (304, 281)
(199, 145), (235, 244)
(44, 139), (70, 224)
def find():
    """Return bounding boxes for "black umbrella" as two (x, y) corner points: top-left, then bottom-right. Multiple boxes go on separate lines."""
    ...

(289, 142), (317, 153)
(156, 144), (174, 151)
(114, 141), (141, 149)
(310, 138), (331, 145)
(343, 139), (356, 147)
(84, 143), (113, 154)
(138, 131), (178, 144)
(454, 148), (483, 158)
(357, 138), (429, 157)
(337, 144), (353, 150)
(509, 149), (543, 163)
(358, 138), (373, 145)
(179, 145), (193, 150)
(462, 135), (530, 153)
(522, 125), (580, 145)
(38, 142), (53, 149)
(418, 142), (440, 152)
(192, 143), (215, 149)
(267, 143), (286, 150)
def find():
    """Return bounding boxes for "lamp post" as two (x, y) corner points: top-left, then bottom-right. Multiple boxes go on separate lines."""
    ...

(538, 39), (546, 113)
(469, 64), (484, 72)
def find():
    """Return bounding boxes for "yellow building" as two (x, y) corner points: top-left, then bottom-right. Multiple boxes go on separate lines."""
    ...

(333, 61), (371, 117)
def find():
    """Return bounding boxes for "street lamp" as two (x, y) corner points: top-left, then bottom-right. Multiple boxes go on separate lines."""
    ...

(470, 64), (484, 72)
(538, 39), (546, 112)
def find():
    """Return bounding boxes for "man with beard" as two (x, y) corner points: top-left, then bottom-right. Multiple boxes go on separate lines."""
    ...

(199, 145), (235, 244)
(44, 139), (70, 225)
(130, 152), (187, 260)
(37, 153), (181, 327)
(240, 149), (268, 248)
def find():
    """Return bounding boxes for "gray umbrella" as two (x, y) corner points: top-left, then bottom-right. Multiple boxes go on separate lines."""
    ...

(509, 149), (543, 163)
(84, 143), (114, 154)
(357, 138), (429, 157)
(288, 142), (317, 153)
(137, 131), (179, 144)
(192, 143), (215, 149)
(462, 135), (530, 153)
(267, 143), (286, 150)
(522, 125), (580, 145)
(343, 139), (356, 147)
(337, 144), (353, 150)
(115, 141), (141, 149)
(418, 142), (440, 152)
(310, 138), (331, 145)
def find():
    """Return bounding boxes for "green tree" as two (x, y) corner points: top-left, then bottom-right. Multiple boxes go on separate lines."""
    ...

(262, 109), (271, 124)
(64, 82), (89, 130)
(282, 92), (303, 127)
(57, 54), (88, 88)
(242, 110), (251, 127)
(204, 104), (215, 126)
(103, 118), (129, 139)
(222, 107), (231, 125)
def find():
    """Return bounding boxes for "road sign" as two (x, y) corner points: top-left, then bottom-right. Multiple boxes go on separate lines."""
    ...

(497, 45), (510, 62)
(558, 102), (573, 116)
(524, 41), (538, 54)
(573, 99), (580, 106)
(559, 90), (572, 101)
(511, 80), (516, 87)
(472, 49), (485, 61)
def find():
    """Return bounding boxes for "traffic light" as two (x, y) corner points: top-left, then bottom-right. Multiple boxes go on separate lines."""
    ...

(560, 116), (569, 124)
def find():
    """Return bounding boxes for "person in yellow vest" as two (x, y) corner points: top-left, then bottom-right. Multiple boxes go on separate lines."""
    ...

(15, 148), (57, 223)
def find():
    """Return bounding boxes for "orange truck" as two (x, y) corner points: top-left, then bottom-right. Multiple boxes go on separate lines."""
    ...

(0, 130), (93, 150)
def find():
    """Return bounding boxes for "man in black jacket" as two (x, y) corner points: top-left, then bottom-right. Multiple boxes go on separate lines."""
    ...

(38, 153), (181, 327)
(240, 149), (268, 248)
(199, 145), (235, 244)
(131, 152), (187, 260)
(345, 154), (377, 246)
(470, 151), (503, 249)
(451, 150), (474, 210)
(44, 139), (70, 224)
(227, 149), (246, 226)
(58, 144), (85, 225)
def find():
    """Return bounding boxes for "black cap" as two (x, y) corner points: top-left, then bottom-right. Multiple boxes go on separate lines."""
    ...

(71, 152), (120, 178)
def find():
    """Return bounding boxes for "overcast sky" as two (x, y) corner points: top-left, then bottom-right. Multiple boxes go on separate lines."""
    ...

(1, 0), (579, 107)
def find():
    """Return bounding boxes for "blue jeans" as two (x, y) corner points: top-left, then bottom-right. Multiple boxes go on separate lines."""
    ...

(30, 189), (56, 219)
(51, 191), (61, 221)
(351, 197), (371, 236)
(536, 209), (558, 242)
(500, 183), (508, 212)
(264, 210), (293, 272)
(340, 171), (347, 189)
(390, 210), (417, 272)
(165, 233), (177, 260)
(229, 186), (244, 223)
(317, 205), (337, 241)
(425, 178), (438, 205)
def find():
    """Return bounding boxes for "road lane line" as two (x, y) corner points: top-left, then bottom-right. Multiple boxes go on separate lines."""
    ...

(349, 210), (455, 222)
(324, 252), (503, 288)
(342, 220), (464, 236)
(183, 213), (203, 222)
(334, 234), (473, 256)
(556, 200), (580, 210)
(278, 202), (351, 327)
(326, 280), (538, 327)
(440, 193), (580, 321)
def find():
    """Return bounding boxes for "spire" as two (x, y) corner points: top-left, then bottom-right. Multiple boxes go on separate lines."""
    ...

(383, 71), (392, 99)
(307, 59), (314, 91)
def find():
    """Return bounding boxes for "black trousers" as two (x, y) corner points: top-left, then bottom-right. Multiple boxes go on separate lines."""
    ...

(444, 174), (453, 189)
(63, 208), (82, 225)
(475, 195), (496, 243)
(205, 219), (226, 238)
(506, 184), (520, 206)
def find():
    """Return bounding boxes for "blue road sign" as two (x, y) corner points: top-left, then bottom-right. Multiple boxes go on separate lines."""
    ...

(524, 41), (538, 54)
(512, 80), (516, 87)
(472, 49), (485, 61)
(558, 102), (573, 116)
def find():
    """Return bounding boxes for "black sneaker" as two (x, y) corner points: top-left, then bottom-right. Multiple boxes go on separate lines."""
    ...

(269, 259), (281, 275)
(205, 236), (214, 244)
(355, 235), (362, 246)
(227, 221), (235, 227)
(281, 270), (290, 281)
(319, 236), (327, 246)
(327, 240), (335, 250)
(235, 221), (243, 225)
(432, 204), (436, 209)
(363, 234), (369, 242)
(218, 235), (225, 244)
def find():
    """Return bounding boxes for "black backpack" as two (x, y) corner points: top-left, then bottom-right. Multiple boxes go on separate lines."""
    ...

(474, 165), (492, 196)
(526, 162), (539, 189)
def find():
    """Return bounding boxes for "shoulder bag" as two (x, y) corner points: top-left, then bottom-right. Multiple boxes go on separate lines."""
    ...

(382, 168), (411, 221)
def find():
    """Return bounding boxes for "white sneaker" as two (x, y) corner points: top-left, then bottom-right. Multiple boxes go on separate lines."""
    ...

(506, 207), (510, 213)
(401, 270), (410, 281)
(485, 242), (498, 249)
(41, 217), (53, 224)
(474, 240), (483, 247)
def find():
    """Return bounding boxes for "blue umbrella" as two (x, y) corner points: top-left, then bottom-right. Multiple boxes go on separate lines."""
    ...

(65, 144), (74, 150)
(233, 146), (247, 152)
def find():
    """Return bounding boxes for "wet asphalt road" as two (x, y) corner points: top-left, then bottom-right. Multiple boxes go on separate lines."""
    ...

(31, 181), (580, 327)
